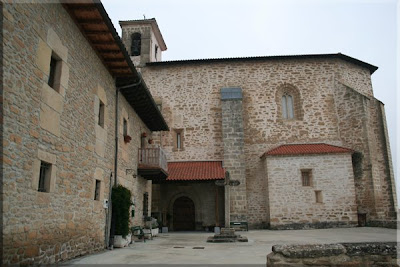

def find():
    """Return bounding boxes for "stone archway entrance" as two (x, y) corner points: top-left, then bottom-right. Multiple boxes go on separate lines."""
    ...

(173, 196), (195, 231)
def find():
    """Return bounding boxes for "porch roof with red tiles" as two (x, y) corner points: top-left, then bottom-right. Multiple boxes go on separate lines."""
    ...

(262, 143), (353, 157)
(167, 161), (225, 181)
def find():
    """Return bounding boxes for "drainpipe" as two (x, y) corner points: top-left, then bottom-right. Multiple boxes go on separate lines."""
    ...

(108, 77), (143, 247)
(105, 171), (113, 249)
(114, 87), (119, 186)
(114, 76), (143, 186)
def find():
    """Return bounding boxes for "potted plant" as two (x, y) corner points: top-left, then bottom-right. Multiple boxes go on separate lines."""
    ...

(112, 185), (133, 248)
(141, 132), (147, 137)
(123, 135), (132, 143)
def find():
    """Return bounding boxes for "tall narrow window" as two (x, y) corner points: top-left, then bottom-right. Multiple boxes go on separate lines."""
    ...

(315, 190), (323, 203)
(173, 129), (184, 151)
(177, 132), (181, 149)
(131, 32), (141, 56)
(281, 94), (294, 119)
(143, 192), (149, 217)
(48, 54), (61, 90)
(301, 169), (312, 186)
(38, 161), (51, 192)
(94, 180), (101, 200)
(98, 100), (105, 127)
(123, 118), (128, 136)
(155, 45), (158, 60)
(141, 136), (146, 148)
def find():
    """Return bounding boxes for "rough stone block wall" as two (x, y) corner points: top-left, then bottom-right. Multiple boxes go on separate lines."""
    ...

(221, 95), (247, 222)
(120, 24), (152, 67)
(334, 81), (397, 226)
(266, 154), (358, 229)
(2, 3), (152, 264)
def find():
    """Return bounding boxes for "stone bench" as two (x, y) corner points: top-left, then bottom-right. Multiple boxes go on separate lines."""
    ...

(267, 242), (397, 266)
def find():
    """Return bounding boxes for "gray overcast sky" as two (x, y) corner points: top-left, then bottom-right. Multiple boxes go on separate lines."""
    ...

(103, 0), (399, 202)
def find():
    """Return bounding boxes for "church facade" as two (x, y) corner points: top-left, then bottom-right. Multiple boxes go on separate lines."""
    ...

(120, 19), (397, 230)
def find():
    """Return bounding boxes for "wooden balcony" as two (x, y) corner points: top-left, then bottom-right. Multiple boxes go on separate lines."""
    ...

(138, 147), (168, 181)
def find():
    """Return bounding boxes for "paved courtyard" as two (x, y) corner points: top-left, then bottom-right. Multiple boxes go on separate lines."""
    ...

(65, 227), (397, 266)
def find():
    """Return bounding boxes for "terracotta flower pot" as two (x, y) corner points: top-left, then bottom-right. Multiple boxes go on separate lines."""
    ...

(124, 135), (132, 143)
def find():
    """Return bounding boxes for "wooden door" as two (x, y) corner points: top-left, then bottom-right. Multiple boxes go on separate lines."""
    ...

(173, 196), (195, 231)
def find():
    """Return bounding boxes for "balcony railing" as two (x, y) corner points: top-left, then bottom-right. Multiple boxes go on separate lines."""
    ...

(138, 147), (168, 181)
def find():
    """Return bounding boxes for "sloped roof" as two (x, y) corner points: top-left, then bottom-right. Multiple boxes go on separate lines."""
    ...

(147, 53), (378, 74)
(63, 1), (168, 131)
(262, 143), (353, 157)
(167, 161), (225, 181)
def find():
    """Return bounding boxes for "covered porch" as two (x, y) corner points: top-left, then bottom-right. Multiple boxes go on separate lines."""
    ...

(151, 161), (225, 231)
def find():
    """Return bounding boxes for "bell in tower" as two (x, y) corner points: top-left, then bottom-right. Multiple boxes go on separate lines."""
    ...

(119, 18), (167, 69)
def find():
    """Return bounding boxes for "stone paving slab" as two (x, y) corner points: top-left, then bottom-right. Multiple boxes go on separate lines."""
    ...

(64, 227), (397, 265)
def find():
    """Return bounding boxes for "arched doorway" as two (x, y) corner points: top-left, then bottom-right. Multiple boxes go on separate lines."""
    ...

(173, 196), (195, 231)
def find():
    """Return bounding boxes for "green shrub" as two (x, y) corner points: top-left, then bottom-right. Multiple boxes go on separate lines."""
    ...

(112, 185), (132, 238)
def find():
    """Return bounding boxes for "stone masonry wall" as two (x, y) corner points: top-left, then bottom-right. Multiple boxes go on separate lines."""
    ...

(120, 24), (152, 68)
(2, 3), (152, 264)
(334, 81), (397, 226)
(266, 154), (358, 229)
(139, 56), (395, 228)
(221, 91), (247, 222)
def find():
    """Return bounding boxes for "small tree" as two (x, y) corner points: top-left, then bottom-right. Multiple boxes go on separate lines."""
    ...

(112, 185), (132, 238)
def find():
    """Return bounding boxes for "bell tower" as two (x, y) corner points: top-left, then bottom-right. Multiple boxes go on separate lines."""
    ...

(119, 18), (167, 69)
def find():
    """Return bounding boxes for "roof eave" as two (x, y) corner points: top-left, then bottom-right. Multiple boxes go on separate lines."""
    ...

(64, 2), (169, 131)
(147, 53), (378, 74)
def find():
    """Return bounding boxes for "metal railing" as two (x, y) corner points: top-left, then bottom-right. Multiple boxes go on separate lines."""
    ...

(138, 147), (168, 172)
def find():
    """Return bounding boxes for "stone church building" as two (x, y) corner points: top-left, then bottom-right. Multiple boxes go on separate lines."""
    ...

(119, 19), (397, 231)
(1, 1), (397, 265)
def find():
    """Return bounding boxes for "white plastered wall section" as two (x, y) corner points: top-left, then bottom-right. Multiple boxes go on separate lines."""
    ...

(266, 153), (358, 227)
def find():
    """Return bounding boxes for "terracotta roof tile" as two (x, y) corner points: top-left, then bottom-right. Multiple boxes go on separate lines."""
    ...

(167, 161), (225, 181)
(263, 143), (353, 157)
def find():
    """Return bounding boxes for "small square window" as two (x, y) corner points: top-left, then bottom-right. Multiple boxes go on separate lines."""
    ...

(315, 190), (323, 203)
(301, 169), (312, 186)
(38, 161), (51, 192)
(94, 180), (101, 201)
(98, 100), (105, 127)
(48, 53), (61, 91)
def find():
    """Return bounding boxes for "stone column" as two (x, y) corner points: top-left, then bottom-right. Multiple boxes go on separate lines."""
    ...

(221, 87), (247, 224)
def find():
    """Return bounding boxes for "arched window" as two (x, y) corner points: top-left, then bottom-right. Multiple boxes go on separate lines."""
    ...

(276, 84), (302, 120)
(131, 32), (141, 56)
(281, 93), (294, 119)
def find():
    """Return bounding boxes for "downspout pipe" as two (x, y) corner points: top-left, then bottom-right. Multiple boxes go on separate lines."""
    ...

(109, 78), (143, 247)
(114, 77), (142, 186)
